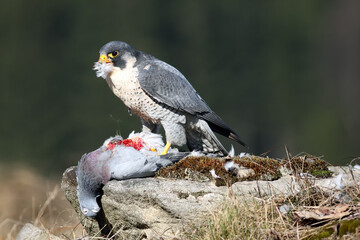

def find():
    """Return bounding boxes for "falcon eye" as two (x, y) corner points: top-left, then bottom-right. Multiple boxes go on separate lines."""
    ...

(108, 51), (119, 58)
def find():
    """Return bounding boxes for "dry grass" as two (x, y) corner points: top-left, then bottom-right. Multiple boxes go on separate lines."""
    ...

(187, 155), (360, 240)
(188, 192), (294, 240)
(0, 165), (85, 240)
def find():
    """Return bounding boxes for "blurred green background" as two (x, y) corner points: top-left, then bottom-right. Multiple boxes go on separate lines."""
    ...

(0, 0), (359, 176)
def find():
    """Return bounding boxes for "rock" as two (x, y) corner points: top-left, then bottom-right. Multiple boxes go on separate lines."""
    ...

(60, 169), (285, 239)
(16, 223), (62, 240)
(61, 165), (360, 240)
(279, 204), (293, 214)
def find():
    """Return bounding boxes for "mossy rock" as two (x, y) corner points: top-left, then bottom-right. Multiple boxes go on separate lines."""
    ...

(310, 169), (333, 178)
(281, 154), (332, 179)
(306, 226), (335, 240)
(157, 153), (333, 185)
(156, 155), (282, 184)
(339, 219), (360, 237)
(306, 218), (360, 239)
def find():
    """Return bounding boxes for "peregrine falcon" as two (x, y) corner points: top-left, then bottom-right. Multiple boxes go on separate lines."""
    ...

(93, 41), (246, 155)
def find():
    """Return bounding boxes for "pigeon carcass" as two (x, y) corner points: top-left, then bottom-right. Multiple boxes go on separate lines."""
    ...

(76, 132), (189, 217)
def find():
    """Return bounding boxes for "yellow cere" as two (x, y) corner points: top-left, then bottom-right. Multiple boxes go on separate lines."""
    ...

(99, 55), (109, 63)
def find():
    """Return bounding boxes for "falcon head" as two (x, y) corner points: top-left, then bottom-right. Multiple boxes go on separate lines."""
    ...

(93, 41), (138, 79)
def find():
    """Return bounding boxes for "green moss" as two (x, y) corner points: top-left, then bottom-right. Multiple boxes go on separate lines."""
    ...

(282, 154), (332, 178)
(306, 227), (334, 240)
(303, 218), (360, 239)
(310, 169), (333, 178)
(339, 219), (360, 237)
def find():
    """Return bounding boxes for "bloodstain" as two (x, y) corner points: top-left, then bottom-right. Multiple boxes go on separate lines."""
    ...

(106, 137), (145, 151)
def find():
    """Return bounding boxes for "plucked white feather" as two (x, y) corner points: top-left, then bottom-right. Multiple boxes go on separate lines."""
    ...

(189, 151), (205, 157)
(228, 145), (235, 157)
(210, 169), (221, 179)
(334, 173), (345, 190)
(102, 132), (179, 155)
(224, 161), (236, 172)
(353, 165), (360, 172)
(93, 62), (114, 79)
(127, 131), (164, 150)
(239, 152), (251, 158)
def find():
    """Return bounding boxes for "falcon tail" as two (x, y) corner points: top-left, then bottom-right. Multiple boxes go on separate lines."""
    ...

(201, 112), (247, 148)
(186, 119), (229, 156)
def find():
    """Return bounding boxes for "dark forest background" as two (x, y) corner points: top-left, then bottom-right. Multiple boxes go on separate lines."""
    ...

(0, 1), (359, 176)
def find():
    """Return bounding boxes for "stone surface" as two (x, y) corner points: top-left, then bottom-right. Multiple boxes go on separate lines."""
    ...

(61, 165), (360, 240)
(16, 223), (61, 240)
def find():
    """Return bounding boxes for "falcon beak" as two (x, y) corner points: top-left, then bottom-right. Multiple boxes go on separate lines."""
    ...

(98, 54), (112, 63)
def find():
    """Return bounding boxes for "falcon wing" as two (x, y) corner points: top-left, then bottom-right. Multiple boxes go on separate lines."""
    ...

(137, 60), (246, 147)
(138, 60), (211, 115)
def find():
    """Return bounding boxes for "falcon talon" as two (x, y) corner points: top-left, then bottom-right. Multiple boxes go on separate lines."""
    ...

(94, 41), (247, 155)
(159, 142), (171, 155)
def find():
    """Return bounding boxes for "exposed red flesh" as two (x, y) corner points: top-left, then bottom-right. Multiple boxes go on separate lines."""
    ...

(106, 137), (145, 151)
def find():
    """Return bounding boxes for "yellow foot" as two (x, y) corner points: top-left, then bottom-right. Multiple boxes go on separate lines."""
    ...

(150, 148), (157, 152)
(159, 142), (171, 155)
